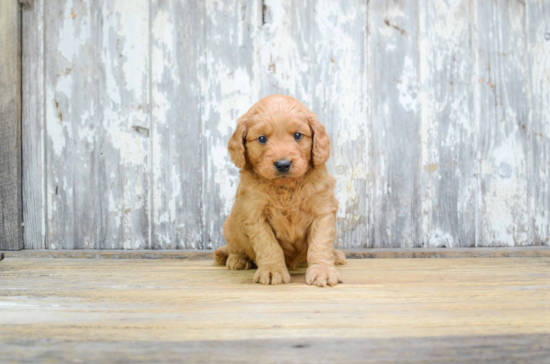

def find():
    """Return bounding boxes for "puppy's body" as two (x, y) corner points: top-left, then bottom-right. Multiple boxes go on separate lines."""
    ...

(224, 164), (336, 269)
(216, 95), (346, 287)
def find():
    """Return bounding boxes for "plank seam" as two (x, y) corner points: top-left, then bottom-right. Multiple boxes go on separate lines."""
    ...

(42, 0), (48, 249)
(147, 0), (153, 249)
(525, 0), (535, 247)
(472, 0), (480, 248)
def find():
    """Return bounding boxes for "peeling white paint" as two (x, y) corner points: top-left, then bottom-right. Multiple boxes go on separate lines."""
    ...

(260, 0), (311, 102)
(112, 130), (147, 166)
(211, 144), (238, 216)
(109, 193), (122, 229)
(429, 229), (455, 248)
(481, 136), (529, 246)
(397, 56), (418, 113)
(169, 164), (181, 223)
(27, 0), (548, 250)
(334, 163), (367, 219)
(57, 0), (90, 62)
(218, 68), (254, 136)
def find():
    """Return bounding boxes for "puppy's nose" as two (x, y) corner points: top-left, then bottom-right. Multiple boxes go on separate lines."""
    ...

(274, 159), (292, 173)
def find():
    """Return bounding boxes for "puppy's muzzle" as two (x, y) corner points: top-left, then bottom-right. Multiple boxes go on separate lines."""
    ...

(274, 159), (292, 173)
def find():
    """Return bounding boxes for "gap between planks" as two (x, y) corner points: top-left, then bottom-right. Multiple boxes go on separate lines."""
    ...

(2, 246), (549, 260)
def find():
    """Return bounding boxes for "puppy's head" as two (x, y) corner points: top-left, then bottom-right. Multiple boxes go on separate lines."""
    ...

(228, 95), (330, 185)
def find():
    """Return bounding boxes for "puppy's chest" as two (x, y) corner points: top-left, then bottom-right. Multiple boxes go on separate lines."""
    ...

(265, 201), (314, 243)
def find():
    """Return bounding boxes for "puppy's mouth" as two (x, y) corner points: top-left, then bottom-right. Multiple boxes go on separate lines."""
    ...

(273, 169), (301, 183)
(274, 168), (295, 179)
(269, 167), (296, 182)
(255, 160), (305, 183)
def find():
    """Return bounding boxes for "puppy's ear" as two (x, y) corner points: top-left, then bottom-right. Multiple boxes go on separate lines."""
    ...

(228, 115), (248, 168)
(307, 112), (330, 166)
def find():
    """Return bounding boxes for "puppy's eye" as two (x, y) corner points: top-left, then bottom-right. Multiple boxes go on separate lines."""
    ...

(294, 132), (302, 141)
(258, 136), (267, 144)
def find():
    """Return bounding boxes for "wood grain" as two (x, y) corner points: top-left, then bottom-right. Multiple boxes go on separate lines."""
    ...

(201, 0), (258, 249)
(18, 1), (550, 249)
(259, 0), (311, 102)
(368, 0), (421, 248)
(44, 0), (98, 249)
(4, 334), (550, 363)
(96, 0), (150, 249)
(0, 0), (22, 251)
(1, 258), (550, 362)
(527, 1), (550, 246)
(150, 0), (203, 249)
(418, 0), (476, 247)
(309, 0), (368, 248)
(22, 0), (45, 249)
(258, 0), (369, 248)
(475, 1), (531, 247)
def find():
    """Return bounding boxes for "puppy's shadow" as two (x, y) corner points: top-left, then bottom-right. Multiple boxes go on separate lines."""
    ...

(222, 263), (309, 285)
(287, 263), (308, 284)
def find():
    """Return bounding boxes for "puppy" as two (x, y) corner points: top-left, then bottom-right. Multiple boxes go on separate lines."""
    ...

(215, 95), (346, 287)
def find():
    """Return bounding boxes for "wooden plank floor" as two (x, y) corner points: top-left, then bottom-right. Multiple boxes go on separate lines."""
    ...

(1, 257), (550, 363)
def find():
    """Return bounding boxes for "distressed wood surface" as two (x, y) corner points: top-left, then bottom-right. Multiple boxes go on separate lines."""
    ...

(3, 335), (550, 364)
(475, 1), (531, 247)
(21, 0), (550, 249)
(418, 0), (476, 247)
(369, 0), (421, 248)
(310, 0), (368, 248)
(44, 0), (97, 249)
(1, 258), (550, 362)
(258, 0), (369, 249)
(201, 0), (258, 249)
(97, 0), (150, 249)
(528, 1), (550, 246)
(150, 0), (203, 249)
(0, 0), (23, 251)
(22, 0), (45, 250)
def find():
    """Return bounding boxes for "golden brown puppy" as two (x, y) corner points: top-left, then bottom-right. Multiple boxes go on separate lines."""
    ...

(215, 95), (346, 287)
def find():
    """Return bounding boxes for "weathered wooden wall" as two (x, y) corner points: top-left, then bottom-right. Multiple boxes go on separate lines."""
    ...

(21, 0), (550, 250)
(0, 0), (23, 251)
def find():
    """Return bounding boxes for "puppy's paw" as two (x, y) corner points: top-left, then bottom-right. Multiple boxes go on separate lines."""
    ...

(214, 246), (229, 266)
(226, 254), (254, 270)
(253, 264), (291, 285)
(306, 264), (342, 287)
(334, 249), (347, 265)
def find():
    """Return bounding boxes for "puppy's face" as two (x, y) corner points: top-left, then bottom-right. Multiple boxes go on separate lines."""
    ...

(228, 95), (330, 185)
(245, 111), (312, 184)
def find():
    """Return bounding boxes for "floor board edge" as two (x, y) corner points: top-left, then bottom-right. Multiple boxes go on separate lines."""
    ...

(2, 246), (549, 260)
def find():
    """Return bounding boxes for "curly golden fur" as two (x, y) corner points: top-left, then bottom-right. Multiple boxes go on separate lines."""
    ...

(215, 95), (346, 287)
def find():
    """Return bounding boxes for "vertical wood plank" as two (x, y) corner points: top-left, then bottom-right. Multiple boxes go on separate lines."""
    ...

(259, 0), (312, 103)
(309, 0), (368, 248)
(22, 0), (46, 249)
(260, 0), (368, 248)
(97, 0), (149, 249)
(45, 0), (98, 249)
(0, 0), (23, 251)
(368, 0), (421, 248)
(201, 0), (258, 249)
(475, 0), (531, 246)
(527, 1), (550, 246)
(151, 0), (203, 249)
(418, 0), (476, 247)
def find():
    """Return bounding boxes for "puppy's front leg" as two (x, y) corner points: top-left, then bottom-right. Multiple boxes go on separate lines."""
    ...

(306, 214), (343, 287)
(247, 219), (291, 285)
